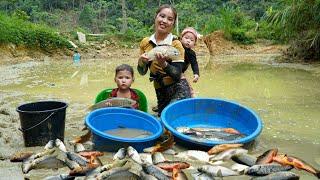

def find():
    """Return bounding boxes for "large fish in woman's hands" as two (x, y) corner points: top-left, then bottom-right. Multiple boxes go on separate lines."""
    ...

(146, 45), (180, 61)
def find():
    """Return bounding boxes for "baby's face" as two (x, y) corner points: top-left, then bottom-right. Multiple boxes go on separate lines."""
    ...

(181, 32), (196, 49)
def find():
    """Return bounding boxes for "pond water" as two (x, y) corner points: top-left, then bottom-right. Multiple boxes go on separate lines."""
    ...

(0, 53), (319, 179)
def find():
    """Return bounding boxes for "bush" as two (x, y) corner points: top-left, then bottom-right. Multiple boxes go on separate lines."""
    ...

(0, 13), (72, 50)
(230, 28), (254, 44)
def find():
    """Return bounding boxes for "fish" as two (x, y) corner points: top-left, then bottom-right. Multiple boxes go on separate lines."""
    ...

(152, 152), (166, 164)
(210, 148), (248, 161)
(139, 153), (153, 164)
(208, 143), (243, 155)
(143, 130), (175, 153)
(95, 166), (130, 180)
(175, 150), (211, 162)
(191, 127), (241, 135)
(100, 159), (128, 172)
(198, 165), (239, 177)
(22, 155), (65, 174)
(25, 149), (56, 162)
(172, 168), (188, 180)
(142, 163), (170, 180)
(272, 154), (320, 178)
(88, 98), (137, 110)
(44, 174), (75, 180)
(70, 130), (92, 144)
(69, 163), (100, 176)
(44, 140), (55, 150)
(146, 45), (180, 61)
(250, 171), (300, 180)
(155, 161), (190, 171)
(55, 138), (67, 152)
(74, 143), (86, 153)
(162, 149), (177, 155)
(191, 172), (214, 180)
(64, 157), (81, 170)
(113, 148), (127, 161)
(103, 170), (141, 180)
(256, 148), (278, 165)
(140, 171), (158, 180)
(245, 164), (293, 176)
(10, 151), (33, 162)
(230, 163), (249, 173)
(78, 151), (104, 164)
(127, 146), (142, 164)
(65, 151), (89, 166)
(231, 153), (257, 166)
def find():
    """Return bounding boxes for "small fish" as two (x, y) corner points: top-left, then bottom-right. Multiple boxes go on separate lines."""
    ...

(152, 152), (166, 164)
(146, 45), (180, 61)
(155, 161), (190, 171)
(100, 159), (128, 172)
(191, 127), (241, 135)
(231, 153), (257, 166)
(10, 151), (33, 162)
(251, 171), (300, 180)
(70, 130), (92, 144)
(113, 148), (127, 161)
(272, 154), (320, 178)
(175, 150), (211, 162)
(44, 140), (55, 150)
(172, 168), (188, 180)
(55, 139), (67, 152)
(140, 153), (153, 164)
(142, 163), (170, 180)
(44, 174), (75, 180)
(143, 130), (175, 153)
(208, 143), (243, 155)
(74, 143), (86, 153)
(127, 146), (142, 164)
(191, 172), (214, 180)
(22, 155), (65, 174)
(65, 151), (89, 166)
(256, 148), (278, 165)
(230, 163), (249, 173)
(140, 171), (158, 180)
(198, 165), (238, 177)
(89, 97), (136, 110)
(245, 164), (293, 176)
(95, 166), (130, 180)
(210, 148), (248, 161)
(64, 157), (81, 170)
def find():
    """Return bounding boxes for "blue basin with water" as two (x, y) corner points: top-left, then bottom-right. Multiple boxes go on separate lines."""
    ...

(161, 98), (263, 148)
(85, 107), (163, 152)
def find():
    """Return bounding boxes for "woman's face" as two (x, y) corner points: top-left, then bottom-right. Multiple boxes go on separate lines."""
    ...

(155, 8), (175, 34)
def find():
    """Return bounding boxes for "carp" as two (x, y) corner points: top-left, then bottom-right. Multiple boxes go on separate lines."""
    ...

(256, 148), (278, 165)
(146, 45), (180, 61)
(245, 164), (293, 176)
(208, 143), (243, 155)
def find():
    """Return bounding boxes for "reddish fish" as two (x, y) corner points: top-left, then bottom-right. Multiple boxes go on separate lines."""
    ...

(144, 130), (175, 153)
(156, 161), (190, 171)
(255, 148), (278, 164)
(207, 143), (243, 155)
(273, 154), (320, 178)
(172, 168), (188, 180)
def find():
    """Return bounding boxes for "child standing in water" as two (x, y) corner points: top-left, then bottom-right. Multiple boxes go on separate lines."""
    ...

(108, 64), (139, 109)
(180, 27), (200, 97)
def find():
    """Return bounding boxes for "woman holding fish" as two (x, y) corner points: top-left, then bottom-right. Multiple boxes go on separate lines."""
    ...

(137, 4), (191, 115)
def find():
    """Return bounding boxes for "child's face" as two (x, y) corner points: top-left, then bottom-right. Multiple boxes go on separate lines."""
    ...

(181, 32), (196, 49)
(114, 70), (134, 90)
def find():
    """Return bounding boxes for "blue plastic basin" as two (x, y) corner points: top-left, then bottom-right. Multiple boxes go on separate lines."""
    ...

(85, 107), (163, 152)
(161, 98), (263, 148)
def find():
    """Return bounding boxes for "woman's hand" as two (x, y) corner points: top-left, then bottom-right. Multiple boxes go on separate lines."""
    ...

(155, 52), (168, 68)
(138, 53), (149, 66)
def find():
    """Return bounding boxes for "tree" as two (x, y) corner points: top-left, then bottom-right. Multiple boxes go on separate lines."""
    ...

(120, 0), (128, 33)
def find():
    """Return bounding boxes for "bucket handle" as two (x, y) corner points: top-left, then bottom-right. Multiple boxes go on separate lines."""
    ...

(18, 112), (55, 132)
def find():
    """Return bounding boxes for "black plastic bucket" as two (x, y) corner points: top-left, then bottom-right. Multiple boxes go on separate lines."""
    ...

(16, 101), (68, 147)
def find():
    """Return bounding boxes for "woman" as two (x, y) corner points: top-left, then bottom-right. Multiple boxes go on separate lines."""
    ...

(137, 4), (191, 116)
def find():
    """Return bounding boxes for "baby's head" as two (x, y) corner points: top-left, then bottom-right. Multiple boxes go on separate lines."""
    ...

(180, 27), (198, 49)
(114, 64), (134, 89)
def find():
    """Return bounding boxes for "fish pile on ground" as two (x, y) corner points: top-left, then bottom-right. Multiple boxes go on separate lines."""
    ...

(9, 131), (320, 180)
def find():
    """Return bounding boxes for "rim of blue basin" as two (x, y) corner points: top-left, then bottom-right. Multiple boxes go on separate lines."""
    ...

(161, 98), (263, 146)
(85, 107), (163, 143)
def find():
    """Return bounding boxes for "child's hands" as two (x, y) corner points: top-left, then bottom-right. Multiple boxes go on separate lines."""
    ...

(193, 74), (199, 83)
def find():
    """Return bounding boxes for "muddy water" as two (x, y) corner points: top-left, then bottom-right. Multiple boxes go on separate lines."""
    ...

(0, 54), (320, 179)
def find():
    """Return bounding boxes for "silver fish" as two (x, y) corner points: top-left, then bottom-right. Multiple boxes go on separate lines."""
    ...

(43, 174), (74, 180)
(251, 171), (300, 180)
(142, 163), (170, 180)
(140, 171), (158, 180)
(74, 143), (86, 153)
(113, 148), (127, 161)
(55, 139), (67, 152)
(191, 172), (214, 180)
(95, 166), (130, 180)
(140, 153), (153, 164)
(245, 164), (293, 176)
(175, 150), (211, 162)
(198, 165), (239, 177)
(231, 153), (257, 167)
(44, 140), (55, 150)
(89, 98), (136, 110)
(22, 155), (65, 174)
(230, 163), (249, 173)
(152, 152), (166, 164)
(146, 45), (180, 61)
(127, 146), (142, 164)
(65, 151), (88, 166)
(64, 157), (80, 170)
(210, 148), (248, 161)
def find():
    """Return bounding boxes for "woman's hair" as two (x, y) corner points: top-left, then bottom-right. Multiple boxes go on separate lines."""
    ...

(115, 64), (134, 77)
(155, 4), (177, 25)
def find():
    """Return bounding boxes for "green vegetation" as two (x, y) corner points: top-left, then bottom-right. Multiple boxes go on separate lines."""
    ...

(0, 13), (71, 50)
(0, 0), (318, 61)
